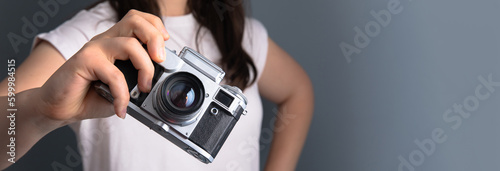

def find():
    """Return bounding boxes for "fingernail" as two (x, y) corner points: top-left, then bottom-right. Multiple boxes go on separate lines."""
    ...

(121, 108), (127, 119)
(162, 29), (169, 40)
(147, 80), (152, 91)
(159, 47), (166, 61)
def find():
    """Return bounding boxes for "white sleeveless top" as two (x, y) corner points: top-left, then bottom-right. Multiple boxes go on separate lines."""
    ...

(35, 2), (268, 171)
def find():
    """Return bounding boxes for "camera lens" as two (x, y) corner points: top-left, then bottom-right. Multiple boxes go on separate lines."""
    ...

(168, 82), (196, 108)
(155, 72), (205, 125)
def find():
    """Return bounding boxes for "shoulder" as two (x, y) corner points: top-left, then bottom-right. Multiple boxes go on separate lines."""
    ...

(243, 18), (268, 48)
(35, 1), (116, 60)
(242, 18), (269, 81)
(70, 1), (116, 29)
(245, 18), (267, 35)
(62, 1), (117, 40)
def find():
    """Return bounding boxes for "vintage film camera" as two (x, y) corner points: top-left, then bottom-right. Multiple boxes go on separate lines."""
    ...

(94, 46), (248, 163)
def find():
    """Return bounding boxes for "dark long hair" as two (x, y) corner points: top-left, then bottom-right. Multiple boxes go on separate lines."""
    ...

(106, 0), (257, 90)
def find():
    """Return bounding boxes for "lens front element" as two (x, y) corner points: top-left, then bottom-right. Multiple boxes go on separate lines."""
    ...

(168, 82), (196, 108)
(155, 72), (205, 125)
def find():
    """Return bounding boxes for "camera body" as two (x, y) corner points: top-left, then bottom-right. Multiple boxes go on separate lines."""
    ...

(95, 46), (248, 163)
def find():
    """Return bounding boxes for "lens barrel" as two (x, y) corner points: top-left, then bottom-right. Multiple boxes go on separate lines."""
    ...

(155, 72), (205, 125)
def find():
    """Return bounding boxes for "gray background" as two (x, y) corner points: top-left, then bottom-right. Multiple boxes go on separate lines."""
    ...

(2, 0), (500, 170)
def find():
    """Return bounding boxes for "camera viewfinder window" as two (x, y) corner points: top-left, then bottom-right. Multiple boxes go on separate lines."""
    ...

(215, 90), (234, 107)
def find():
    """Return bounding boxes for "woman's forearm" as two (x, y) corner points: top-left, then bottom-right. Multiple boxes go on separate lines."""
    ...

(0, 88), (64, 170)
(264, 88), (314, 171)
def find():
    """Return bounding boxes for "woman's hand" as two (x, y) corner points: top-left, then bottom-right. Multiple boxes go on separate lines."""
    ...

(1, 9), (169, 169)
(37, 9), (169, 123)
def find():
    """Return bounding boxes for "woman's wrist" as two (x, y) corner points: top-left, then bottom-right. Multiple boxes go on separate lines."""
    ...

(17, 88), (69, 136)
(0, 88), (70, 167)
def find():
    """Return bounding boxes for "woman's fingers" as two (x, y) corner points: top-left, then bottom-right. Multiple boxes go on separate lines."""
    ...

(125, 9), (169, 40)
(99, 38), (155, 93)
(77, 9), (171, 118)
(122, 14), (166, 63)
(88, 56), (129, 119)
(96, 9), (168, 63)
(76, 37), (160, 118)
